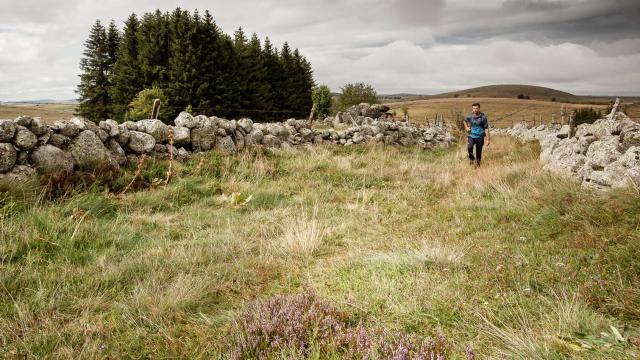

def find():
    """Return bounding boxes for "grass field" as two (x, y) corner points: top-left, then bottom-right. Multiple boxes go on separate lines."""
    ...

(0, 103), (76, 123)
(1, 137), (639, 358)
(385, 97), (612, 128)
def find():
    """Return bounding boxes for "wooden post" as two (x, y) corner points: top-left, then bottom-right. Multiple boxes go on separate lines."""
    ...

(560, 106), (566, 125)
(538, 115), (542, 126)
(569, 110), (576, 138)
(552, 113), (555, 125)
(308, 103), (316, 125)
(150, 98), (161, 120)
(607, 97), (620, 120)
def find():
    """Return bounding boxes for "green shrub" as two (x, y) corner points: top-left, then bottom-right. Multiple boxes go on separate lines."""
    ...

(126, 87), (168, 122)
(311, 85), (332, 120)
(336, 82), (377, 111)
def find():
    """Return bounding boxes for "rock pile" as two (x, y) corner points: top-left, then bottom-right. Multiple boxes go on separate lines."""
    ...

(0, 107), (455, 183)
(493, 110), (640, 190)
(321, 103), (392, 127)
(491, 122), (563, 142)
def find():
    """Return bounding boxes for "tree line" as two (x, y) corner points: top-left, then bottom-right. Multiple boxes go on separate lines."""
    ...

(77, 9), (315, 123)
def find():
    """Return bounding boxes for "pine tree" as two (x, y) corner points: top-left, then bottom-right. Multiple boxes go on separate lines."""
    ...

(245, 33), (271, 116)
(291, 48), (314, 117)
(262, 38), (286, 120)
(193, 10), (222, 115)
(137, 10), (170, 89)
(233, 27), (250, 114)
(279, 42), (293, 115)
(166, 8), (198, 120)
(261, 37), (278, 119)
(106, 20), (120, 68)
(77, 20), (112, 121)
(82, 9), (316, 122)
(110, 14), (144, 121)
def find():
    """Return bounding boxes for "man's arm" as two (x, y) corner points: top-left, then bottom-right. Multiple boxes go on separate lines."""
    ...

(464, 116), (471, 132)
(484, 117), (491, 145)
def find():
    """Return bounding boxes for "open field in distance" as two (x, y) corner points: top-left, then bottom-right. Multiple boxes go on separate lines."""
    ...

(385, 97), (613, 128)
(0, 103), (76, 123)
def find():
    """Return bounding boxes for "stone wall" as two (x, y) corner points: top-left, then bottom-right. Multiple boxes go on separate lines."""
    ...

(493, 112), (640, 190)
(0, 108), (455, 183)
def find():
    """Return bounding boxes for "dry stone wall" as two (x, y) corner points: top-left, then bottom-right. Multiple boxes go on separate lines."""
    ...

(493, 109), (640, 190)
(0, 106), (455, 183)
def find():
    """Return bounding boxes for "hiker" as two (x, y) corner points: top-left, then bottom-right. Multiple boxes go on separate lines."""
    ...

(464, 103), (491, 167)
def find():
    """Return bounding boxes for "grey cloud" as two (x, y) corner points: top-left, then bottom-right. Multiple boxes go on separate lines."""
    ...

(0, 0), (638, 100)
(439, 0), (640, 48)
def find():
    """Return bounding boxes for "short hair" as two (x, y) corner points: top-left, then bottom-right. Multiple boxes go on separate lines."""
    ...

(472, 103), (480, 107)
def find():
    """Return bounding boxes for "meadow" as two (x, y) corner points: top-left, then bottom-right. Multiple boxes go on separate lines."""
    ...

(1, 136), (638, 358)
(0, 103), (76, 123)
(385, 97), (611, 128)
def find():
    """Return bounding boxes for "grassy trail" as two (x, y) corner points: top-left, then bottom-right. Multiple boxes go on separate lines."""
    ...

(1, 136), (639, 358)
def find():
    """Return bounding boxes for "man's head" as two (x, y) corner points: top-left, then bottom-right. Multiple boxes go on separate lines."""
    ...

(472, 103), (481, 115)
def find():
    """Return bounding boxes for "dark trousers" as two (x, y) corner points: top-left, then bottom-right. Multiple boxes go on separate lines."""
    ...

(467, 137), (484, 163)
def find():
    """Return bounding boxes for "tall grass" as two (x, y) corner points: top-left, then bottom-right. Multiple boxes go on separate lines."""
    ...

(0, 137), (638, 358)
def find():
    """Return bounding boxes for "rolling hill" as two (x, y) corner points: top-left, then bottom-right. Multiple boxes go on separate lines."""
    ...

(430, 84), (578, 102)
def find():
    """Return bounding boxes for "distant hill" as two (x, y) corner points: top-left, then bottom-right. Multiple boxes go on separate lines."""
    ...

(0, 99), (78, 105)
(429, 84), (578, 102)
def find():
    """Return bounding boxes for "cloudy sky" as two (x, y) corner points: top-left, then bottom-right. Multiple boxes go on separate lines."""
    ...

(0, 0), (639, 101)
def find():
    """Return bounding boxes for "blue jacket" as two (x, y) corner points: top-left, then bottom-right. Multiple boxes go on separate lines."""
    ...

(465, 113), (489, 139)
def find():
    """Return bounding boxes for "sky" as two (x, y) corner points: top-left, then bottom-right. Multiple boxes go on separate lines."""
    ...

(0, 0), (639, 101)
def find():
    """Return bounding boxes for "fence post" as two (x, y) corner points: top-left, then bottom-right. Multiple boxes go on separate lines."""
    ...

(560, 106), (566, 125)
(308, 103), (316, 125)
(569, 110), (576, 138)
(150, 98), (161, 120)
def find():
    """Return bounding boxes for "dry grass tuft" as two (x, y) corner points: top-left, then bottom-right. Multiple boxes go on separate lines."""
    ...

(279, 203), (326, 258)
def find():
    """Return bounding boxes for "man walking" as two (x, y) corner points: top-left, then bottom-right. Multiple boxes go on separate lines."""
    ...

(464, 103), (490, 167)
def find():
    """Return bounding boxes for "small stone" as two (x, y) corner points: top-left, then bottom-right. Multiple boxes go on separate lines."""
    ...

(13, 125), (38, 150)
(154, 144), (167, 153)
(37, 129), (52, 146)
(106, 139), (127, 166)
(174, 112), (198, 129)
(59, 122), (81, 137)
(30, 144), (74, 176)
(99, 119), (120, 137)
(16, 151), (28, 165)
(49, 133), (71, 148)
(69, 130), (117, 170)
(191, 126), (217, 152)
(0, 119), (17, 142)
(170, 126), (190, 146)
(29, 117), (48, 136)
(123, 121), (138, 131)
(262, 134), (281, 148)
(0, 165), (35, 183)
(235, 130), (245, 150)
(215, 136), (236, 155)
(95, 129), (109, 143)
(0, 143), (17, 173)
(237, 118), (253, 133)
(137, 119), (168, 143)
(14, 115), (32, 127)
(128, 131), (156, 154)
